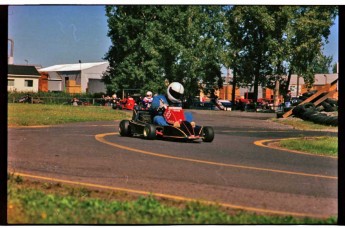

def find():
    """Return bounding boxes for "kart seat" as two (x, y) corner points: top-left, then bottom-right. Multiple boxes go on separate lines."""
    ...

(137, 110), (152, 123)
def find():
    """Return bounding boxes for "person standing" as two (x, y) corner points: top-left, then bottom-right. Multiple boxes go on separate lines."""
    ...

(143, 91), (153, 108)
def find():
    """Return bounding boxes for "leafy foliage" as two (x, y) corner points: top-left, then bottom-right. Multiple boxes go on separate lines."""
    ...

(103, 6), (337, 101)
(332, 62), (338, 73)
(103, 6), (225, 98)
(223, 6), (337, 101)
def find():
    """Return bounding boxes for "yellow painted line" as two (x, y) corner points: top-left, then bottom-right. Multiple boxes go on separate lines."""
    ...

(8, 125), (53, 128)
(254, 138), (338, 159)
(95, 133), (337, 180)
(12, 171), (330, 219)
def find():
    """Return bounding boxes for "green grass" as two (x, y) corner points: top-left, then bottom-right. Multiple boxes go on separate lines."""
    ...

(7, 176), (337, 224)
(279, 136), (338, 157)
(8, 103), (131, 126)
(272, 117), (338, 131)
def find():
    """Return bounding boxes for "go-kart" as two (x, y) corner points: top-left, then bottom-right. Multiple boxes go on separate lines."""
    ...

(118, 106), (214, 142)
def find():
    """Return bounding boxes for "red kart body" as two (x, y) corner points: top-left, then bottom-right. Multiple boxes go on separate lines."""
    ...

(119, 97), (136, 110)
(163, 107), (185, 125)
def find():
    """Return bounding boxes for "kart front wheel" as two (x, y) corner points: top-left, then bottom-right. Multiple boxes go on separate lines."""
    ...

(119, 120), (131, 136)
(202, 126), (214, 142)
(143, 124), (156, 140)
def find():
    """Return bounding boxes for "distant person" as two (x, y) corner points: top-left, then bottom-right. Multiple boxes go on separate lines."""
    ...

(143, 91), (153, 109)
(72, 97), (79, 106)
(284, 90), (292, 108)
(201, 96), (206, 102)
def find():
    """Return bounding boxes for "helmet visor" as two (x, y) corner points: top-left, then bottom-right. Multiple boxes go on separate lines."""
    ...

(169, 87), (182, 101)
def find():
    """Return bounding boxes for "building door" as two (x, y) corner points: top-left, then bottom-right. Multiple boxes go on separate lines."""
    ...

(65, 77), (69, 86)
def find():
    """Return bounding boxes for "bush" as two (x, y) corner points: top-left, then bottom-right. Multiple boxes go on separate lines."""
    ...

(8, 91), (105, 105)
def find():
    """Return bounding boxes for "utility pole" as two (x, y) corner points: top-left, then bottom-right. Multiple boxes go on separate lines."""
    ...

(78, 60), (81, 84)
(8, 38), (14, 64)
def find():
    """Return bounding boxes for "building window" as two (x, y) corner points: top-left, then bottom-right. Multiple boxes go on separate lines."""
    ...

(25, 80), (33, 87)
(8, 79), (14, 86)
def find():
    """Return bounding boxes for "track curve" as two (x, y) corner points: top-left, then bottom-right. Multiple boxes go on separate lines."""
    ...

(8, 110), (338, 218)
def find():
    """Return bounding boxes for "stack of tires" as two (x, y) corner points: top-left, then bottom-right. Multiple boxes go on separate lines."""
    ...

(291, 102), (338, 126)
(298, 90), (338, 112)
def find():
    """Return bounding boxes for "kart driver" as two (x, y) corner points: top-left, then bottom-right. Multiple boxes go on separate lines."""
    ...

(151, 82), (194, 127)
(143, 91), (153, 108)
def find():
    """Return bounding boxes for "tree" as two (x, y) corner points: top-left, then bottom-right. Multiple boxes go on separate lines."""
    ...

(312, 53), (333, 74)
(103, 6), (167, 95)
(223, 6), (337, 103)
(332, 62), (338, 73)
(285, 6), (337, 92)
(225, 6), (278, 102)
(103, 6), (225, 98)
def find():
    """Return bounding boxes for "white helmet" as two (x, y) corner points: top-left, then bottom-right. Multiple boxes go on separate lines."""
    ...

(167, 82), (184, 103)
(146, 91), (152, 96)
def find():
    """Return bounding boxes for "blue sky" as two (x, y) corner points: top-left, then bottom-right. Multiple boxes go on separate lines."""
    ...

(8, 6), (338, 69)
(8, 6), (111, 67)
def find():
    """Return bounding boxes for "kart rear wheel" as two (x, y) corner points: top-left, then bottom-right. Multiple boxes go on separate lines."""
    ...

(119, 120), (131, 136)
(143, 124), (156, 140)
(202, 126), (214, 142)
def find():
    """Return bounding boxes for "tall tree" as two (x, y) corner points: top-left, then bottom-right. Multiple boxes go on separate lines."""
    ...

(332, 62), (338, 73)
(103, 6), (225, 98)
(225, 6), (275, 102)
(285, 6), (337, 92)
(103, 6), (166, 95)
(224, 6), (337, 103)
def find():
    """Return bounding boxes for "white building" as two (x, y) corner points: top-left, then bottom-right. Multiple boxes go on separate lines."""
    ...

(288, 73), (338, 97)
(8, 65), (41, 92)
(39, 61), (109, 93)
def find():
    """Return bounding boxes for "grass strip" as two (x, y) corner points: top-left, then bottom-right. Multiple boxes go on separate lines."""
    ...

(272, 117), (337, 131)
(8, 103), (131, 126)
(279, 136), (338, 157)
(7, 176), (336, 224)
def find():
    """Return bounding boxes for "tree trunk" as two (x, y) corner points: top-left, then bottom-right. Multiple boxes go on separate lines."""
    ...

(253, 74), (259, 102)
(286, 70), (292, 93)
(273, 79), (280, 110)
(231, 68), (237, 104)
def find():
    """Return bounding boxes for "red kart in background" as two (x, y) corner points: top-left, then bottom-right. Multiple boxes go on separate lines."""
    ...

(112, 96), (136, 110)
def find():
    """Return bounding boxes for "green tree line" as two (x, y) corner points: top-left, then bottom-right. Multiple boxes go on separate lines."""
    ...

(103, 6), (337, 102)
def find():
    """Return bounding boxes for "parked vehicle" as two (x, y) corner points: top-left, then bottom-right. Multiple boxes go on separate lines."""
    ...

(190, 101), (216, 110)
(218, 100), (232, 111)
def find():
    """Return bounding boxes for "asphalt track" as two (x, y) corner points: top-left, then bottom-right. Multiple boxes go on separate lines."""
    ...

(8, 110), (338, 219)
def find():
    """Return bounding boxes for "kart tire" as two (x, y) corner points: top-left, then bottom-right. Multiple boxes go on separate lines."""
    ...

(143, 124), (156, 140)
(321, 101), (337, 112)
(292, 105), (304, 117)
(324, 116), (336, 126)
(299, 95), (308, 101)
(330, 118), (338, 126)
(326, 98), (338, 106)
(202, 126), (214, 142)
(276, 112), (284, 118)
(302, 90), (317, 97)
(301, 110), (317, 120)
(119, 120), (131, 136)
